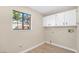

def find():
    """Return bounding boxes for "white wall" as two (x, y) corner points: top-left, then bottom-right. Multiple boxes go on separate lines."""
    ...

(77, 7), (79, 52)
(0, 6), (44, 53)
(0, 6), (77, 53)
(44, 27), (77, 50)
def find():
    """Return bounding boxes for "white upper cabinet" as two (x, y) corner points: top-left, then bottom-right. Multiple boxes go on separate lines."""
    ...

(55, 13), (65, 26)
(64, 9), (76, 26)
(43, 16), (49, 26)
(43, 9), (76, 27)
(48, 15), (56, 26)
(43, 15), (56, 26)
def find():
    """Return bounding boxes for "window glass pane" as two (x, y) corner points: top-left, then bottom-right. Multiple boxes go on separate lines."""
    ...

(12, 10), (31, 30)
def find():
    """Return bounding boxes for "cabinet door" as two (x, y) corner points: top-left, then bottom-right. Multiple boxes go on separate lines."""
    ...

(56, 13), (65, 26)
(64, 9), (76, 26)
(43, 17), (49, 26)
(48, 15), (56, 26)
(43, 15), (56, 26)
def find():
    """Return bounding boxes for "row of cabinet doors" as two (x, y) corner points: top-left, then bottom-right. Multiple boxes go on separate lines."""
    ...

(43, 9), (77, 27)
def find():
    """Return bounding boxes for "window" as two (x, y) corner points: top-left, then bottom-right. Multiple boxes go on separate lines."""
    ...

(12, 10), (31, 30)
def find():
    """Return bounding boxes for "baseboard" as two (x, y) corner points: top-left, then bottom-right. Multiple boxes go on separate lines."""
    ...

(19, 41), (45, 53)
(45, 41), (77, 53)
(19, 41), (77, 53)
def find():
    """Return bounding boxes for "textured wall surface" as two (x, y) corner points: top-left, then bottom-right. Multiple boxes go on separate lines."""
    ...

(0, 6), (44, 52)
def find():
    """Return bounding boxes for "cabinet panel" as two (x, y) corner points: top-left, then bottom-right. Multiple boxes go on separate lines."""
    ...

(48, 15), (56, 26)
(43, 15), (56, 26)
(43, 17), (47, 26)
(64, 9), (76, 26)
(43, 16), (50, 26)
(56, 13), (65, 26)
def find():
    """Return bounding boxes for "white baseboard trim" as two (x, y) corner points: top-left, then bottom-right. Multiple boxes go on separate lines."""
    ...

(19, 41), (77, 53)
(45, 41), (77, 53)
(19, 41), (45, 53)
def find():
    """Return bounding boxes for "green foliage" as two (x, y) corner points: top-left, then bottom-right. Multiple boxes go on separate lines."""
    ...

(13, 10), (22, 21)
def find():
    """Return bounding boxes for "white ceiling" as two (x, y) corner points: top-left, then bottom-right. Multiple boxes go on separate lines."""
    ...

(29, 6), (77, 16)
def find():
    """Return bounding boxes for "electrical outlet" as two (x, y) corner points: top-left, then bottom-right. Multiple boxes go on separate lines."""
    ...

(52, 32), (54, 33)
(19, 45), (23, 48)
(50, 40), (52, 44)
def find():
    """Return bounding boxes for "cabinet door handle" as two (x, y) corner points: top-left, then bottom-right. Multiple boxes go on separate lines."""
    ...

(66, 22), (67, 25)
(63, 22), (65, 25)
(56, 24), (57, 25)
(48, 24), (51, 25)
